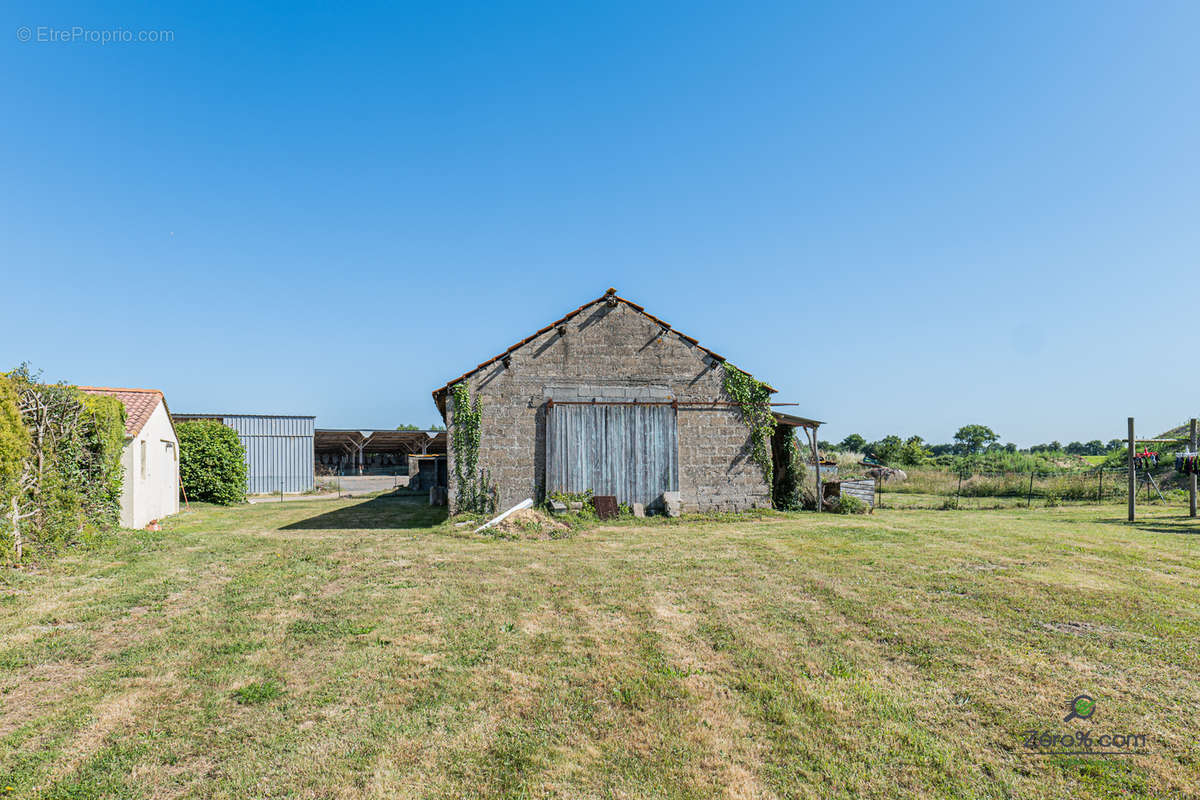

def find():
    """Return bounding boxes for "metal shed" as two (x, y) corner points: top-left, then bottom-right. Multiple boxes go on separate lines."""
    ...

(173, 413), (315, 494)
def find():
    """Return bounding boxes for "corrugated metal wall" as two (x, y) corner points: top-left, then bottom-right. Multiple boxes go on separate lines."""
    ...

(546, 404), (678, 505)
(218, 415), (314, 494)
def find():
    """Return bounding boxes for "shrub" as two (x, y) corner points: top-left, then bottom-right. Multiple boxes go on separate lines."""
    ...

(832, 494), (868, 514)
(0, 375), (30, 505)
(1101, 448), (1128, 469)
(177, 420), (247, 505)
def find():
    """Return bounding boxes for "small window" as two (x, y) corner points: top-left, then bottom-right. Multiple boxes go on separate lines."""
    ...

(140, 440), (148, 479)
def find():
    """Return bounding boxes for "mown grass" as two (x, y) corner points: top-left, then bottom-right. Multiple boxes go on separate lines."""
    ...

(1, 495), (1198, 798)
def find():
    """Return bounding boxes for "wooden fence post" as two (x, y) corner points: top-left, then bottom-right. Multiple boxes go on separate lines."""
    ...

(1190, 419), (1197, 519)
(1027, 472), (1034, 507)
(11, 496), (20, 564)
(809, 427), (822, 513)
(1127, 417), (1136, 523)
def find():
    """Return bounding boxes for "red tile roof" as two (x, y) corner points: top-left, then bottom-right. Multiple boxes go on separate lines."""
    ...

(78, 387), (167, 437)
(430, 289), (775, 416)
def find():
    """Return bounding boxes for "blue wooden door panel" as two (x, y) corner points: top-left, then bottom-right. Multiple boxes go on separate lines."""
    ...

(546, 404), (679, 505)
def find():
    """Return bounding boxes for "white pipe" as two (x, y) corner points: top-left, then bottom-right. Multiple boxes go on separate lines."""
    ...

(474, 498), (533, 534)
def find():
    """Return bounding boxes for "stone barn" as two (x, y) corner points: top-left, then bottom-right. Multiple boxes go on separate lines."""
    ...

(431, 289), (820, 514)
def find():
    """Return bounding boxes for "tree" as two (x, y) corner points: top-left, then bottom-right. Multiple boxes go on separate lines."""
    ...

(395, 424), (422, 431)
(868, 435), (903, 464)
(838, 434), (866, 453)
(953, 424), (998, 455)
(898, 435), (932, 466)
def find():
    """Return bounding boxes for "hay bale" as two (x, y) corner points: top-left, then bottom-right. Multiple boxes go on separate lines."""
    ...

(866, 467), (907, 482)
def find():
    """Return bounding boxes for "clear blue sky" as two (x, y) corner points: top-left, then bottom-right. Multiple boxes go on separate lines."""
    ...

(4, 1), (1198, 445)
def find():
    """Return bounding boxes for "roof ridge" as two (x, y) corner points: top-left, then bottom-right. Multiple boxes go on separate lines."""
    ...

(430, 290), (773, 412)
(77, 386), (163, 394)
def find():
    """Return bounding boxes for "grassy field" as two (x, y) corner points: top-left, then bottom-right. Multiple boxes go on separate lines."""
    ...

(2, 498), (1198, 799)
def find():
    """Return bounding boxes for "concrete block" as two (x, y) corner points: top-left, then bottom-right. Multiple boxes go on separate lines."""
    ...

(632, 502), (645, 518)
(663, 491), (681, 518)
(549, 500), (567, 513)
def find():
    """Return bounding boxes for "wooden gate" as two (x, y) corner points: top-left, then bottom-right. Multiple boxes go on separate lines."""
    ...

(546, 403), (679, 506)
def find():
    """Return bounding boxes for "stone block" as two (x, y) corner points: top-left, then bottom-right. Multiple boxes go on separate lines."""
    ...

(549, 500), (567, 513)
(632, 502), (645, 518)
(663, 491), (681, 517)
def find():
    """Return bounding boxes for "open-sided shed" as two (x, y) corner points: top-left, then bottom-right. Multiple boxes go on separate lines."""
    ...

(314, 429), (446, 475)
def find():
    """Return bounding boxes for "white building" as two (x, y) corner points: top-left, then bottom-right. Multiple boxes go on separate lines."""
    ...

(80, 387), (180, 529)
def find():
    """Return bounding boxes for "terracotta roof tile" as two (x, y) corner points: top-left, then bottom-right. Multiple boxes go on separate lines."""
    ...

(78, 386), (166, 437)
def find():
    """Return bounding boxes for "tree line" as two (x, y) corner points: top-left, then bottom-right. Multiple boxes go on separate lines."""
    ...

(822, 424), (1128, 468)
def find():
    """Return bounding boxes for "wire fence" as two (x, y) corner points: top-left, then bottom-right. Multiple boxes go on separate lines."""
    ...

(873, 466), (1194, 510)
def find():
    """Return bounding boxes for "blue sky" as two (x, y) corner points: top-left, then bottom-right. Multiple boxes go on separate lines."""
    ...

(3, 1), (1198, 445)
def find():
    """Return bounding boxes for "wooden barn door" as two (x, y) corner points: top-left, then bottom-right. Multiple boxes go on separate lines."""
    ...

(546, 403), (679, 506)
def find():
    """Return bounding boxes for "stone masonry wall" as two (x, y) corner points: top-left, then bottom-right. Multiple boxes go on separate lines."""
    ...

(443, 301), (770, 514)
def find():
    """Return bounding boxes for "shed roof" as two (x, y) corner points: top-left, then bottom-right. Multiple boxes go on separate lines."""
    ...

(772, 411), (824, 430)
(78, 386), (169, 438)
(431, 289), (776, 417)
(315, 429), (446, 454)
(172, 413), (316, 420)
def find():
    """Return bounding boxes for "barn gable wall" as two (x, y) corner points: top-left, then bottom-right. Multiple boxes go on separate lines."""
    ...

(444, 301), (769, 513)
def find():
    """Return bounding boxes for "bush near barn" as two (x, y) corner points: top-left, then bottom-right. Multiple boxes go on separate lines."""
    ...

(177, 420), (247, 505)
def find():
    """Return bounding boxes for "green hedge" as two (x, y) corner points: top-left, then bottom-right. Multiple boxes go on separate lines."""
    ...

(177, 420), (247, 505)
(81, 393), (127, 528)
(0, 375), (29, 493)
(2, 365), (128, 560)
